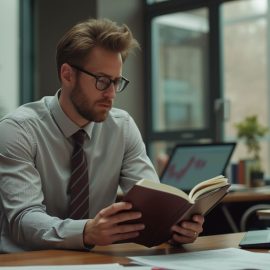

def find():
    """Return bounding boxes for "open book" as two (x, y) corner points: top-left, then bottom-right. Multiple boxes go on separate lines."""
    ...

(121, 175), (230, 247)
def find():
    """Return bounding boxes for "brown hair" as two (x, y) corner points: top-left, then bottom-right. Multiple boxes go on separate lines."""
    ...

(56, 18), (139, 80)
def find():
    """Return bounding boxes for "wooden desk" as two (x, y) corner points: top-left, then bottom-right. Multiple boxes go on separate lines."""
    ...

(0, 233), (267, 266)
(223, 190), (270, 203)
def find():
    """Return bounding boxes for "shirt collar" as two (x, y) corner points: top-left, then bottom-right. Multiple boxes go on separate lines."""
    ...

(49, 89), (94, 139)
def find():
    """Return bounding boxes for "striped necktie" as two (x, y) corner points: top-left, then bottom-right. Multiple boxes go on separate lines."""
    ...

(68, 129), (89, 219)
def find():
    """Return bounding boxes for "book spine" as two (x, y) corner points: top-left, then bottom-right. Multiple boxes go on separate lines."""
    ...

(237, 160), (245, 185)
(230, 163), (238, 184)
(237, 159), (257, 187)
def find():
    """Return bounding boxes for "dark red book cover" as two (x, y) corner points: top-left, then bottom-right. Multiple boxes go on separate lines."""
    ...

(120, 183), (229, 247)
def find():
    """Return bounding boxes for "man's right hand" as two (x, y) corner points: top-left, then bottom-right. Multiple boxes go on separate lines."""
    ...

(83, 202), (144, 246)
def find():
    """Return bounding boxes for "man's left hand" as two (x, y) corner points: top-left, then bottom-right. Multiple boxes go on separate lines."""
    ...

(169, 214), (204, 245)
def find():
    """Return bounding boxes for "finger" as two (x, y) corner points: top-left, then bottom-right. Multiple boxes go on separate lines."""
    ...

(106, 210), (142, 225)
(181, 221), (203, 234)
(171, 232), (196, 244)
(98, 202), (132, 217)
(111, 231), (141, 243)
(172, 225), (198, 239)
(192, 215), (205, 225)
(171, 223), (199, 245)
(109, 223), (145, 235)
(96, 211), (142, 229)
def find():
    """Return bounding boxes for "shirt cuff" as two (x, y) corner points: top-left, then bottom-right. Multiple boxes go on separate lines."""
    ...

(57, 219), (88, 250)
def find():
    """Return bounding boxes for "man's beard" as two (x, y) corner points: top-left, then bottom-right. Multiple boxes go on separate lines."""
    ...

(70, 82), (112, 123)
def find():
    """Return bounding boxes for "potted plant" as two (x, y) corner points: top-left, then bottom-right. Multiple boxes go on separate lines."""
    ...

(235, 115), (269, 186)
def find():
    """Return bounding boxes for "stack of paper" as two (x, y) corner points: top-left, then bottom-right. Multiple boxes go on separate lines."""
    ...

(129, 248), (270, 270)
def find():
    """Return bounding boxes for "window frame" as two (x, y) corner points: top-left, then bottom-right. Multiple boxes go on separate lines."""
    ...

(144, 0), (234, 151)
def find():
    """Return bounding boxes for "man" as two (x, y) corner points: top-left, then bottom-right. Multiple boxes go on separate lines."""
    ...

(0, 18), (204, 253)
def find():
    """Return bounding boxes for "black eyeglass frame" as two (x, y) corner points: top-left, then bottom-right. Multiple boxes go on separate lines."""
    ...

(69, 64), (129, 93)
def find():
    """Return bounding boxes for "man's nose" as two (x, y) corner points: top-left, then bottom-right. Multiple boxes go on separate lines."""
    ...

(103, 83), (117, 98)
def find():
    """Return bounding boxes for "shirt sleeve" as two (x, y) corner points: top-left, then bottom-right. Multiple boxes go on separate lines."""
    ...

(0, 119), (87, 251)
(119, 114), (160, 193)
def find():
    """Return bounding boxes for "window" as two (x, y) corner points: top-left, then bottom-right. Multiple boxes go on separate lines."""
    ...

(221, 0), (270, 176)
(146, 0), (270, 178)
(145, 1), (218, 170)
(152, 9), (209, 133)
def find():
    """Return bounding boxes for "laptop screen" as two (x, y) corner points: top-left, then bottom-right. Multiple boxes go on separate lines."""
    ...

(160, 143), (236, 192)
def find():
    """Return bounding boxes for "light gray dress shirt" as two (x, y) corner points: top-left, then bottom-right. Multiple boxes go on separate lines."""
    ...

(0, 91), (159, 253)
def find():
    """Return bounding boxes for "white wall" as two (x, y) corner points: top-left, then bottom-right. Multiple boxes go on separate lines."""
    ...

(0, 0), (19, 116)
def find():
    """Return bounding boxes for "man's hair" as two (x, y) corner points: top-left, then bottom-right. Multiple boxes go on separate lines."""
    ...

(56, 18), (139, 80)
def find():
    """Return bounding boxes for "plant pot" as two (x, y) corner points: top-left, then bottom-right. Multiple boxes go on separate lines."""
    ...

(250, 171), (265, 187)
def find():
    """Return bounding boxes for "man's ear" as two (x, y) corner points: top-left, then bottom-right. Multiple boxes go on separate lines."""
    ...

(60, 63), (75, 86)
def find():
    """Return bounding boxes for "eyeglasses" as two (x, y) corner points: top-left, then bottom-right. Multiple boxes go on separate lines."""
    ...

(70, 64), (129, 93)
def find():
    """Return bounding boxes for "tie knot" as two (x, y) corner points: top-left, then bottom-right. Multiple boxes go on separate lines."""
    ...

(72, 129), (85, 146)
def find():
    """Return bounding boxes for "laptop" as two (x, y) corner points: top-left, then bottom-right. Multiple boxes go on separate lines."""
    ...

(160, 142), (236, 192)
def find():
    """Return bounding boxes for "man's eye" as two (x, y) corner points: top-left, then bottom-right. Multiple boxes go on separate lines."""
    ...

(98, 77), (110, 84)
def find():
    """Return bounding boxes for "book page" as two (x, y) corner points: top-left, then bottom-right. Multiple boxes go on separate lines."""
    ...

(129, 248), (270, 270)
(189, 181), (229, 201)
(188, 175), (228, 200)
(137, 179), (190, 201)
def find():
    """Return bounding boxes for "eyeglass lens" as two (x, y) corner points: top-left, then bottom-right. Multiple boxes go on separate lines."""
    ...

(96, 77), (127, 92)
(69, 64), (128, 92)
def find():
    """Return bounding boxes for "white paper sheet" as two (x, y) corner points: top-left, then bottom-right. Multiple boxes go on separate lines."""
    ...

(129, 247), (270, 270)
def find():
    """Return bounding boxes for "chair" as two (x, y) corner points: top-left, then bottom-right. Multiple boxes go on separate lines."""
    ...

(257, 209), (270, 219)
(240, 204), (270, 231)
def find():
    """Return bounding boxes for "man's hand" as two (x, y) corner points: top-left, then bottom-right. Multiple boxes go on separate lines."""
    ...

(83, 202), (144, 246)
(169, 215), (204, 245)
